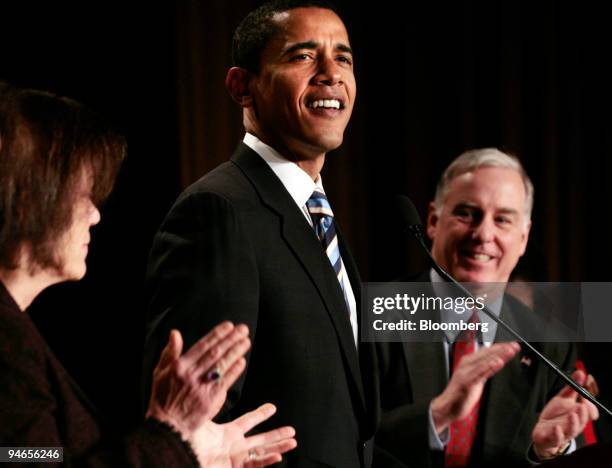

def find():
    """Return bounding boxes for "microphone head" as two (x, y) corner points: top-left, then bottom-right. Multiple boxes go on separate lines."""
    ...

(396, 195), (423, 230)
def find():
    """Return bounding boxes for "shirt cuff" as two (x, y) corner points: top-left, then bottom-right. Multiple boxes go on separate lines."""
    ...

(526, 438), (575, 465)
(428, 403), (450, 450)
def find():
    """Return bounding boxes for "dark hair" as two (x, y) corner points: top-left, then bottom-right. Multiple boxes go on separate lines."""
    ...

(232, 0), (340, 73)
(0, 83), (126, 270)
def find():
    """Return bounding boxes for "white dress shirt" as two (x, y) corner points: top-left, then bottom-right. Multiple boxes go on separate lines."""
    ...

(243, 133), (358, 347)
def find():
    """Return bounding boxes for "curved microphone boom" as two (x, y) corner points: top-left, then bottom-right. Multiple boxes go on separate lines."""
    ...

(397, 194), (612, 418)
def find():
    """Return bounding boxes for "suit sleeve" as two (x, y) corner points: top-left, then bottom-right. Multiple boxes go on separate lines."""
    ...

(142, 191), (259, 418)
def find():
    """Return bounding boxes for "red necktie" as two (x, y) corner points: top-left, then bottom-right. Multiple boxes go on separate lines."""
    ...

(575, 359), (597, 445)
(445, 313), (481, 467)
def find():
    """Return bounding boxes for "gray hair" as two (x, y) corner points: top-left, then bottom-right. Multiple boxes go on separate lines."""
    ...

(433, 148), (534, 221)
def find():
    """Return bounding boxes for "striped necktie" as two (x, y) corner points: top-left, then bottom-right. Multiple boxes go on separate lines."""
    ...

(306, 188), (351, 314)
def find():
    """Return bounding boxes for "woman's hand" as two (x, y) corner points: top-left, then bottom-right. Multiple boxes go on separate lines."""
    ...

(146, 322), (249, 436)
(193, 403), (297, 467)
(146, 322), (297, 466)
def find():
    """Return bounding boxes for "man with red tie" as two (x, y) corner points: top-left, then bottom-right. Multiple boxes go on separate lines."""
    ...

(374, 149), (598, 467)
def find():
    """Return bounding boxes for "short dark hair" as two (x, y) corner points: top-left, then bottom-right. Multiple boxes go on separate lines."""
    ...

(0, 83), (126, 270)
(232, 0), (340, 73)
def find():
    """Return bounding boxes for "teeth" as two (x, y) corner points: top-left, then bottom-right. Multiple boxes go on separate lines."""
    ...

(472, 253), (492, 261)
(310, 99), (341, 109)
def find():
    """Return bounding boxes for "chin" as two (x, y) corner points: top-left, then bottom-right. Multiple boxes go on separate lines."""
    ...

(61, 265), (88, 282)
(308, 130), (344, 151)
(453, 269), (495, 284)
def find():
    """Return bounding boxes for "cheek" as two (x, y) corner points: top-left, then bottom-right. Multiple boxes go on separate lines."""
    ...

(444, 223), (468, 246)
(269, 73), (301, 98)
(346, 76), (357, 100)
(437, 231), (460, 260)
(501, 232), (527, 255)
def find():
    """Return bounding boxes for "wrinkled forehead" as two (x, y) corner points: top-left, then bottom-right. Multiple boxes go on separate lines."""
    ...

(266, 7), (350, 50)
(444, 167), (527, 211)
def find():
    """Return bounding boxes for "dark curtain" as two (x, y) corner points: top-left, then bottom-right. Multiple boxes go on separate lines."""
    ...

(173, 0), (612, 283)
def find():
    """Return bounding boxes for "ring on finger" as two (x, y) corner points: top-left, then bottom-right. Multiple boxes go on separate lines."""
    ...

(204, 367), (222, 382)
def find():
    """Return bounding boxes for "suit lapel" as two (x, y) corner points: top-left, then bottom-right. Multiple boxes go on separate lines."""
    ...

(403, 276), (448, 403)
(231, 144), (366, 409)
(337, 225), (380, 431)
(404, 341), (447, 403)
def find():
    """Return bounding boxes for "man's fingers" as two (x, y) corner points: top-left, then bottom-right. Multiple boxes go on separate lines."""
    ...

(233, 403), (277, 433)
(182, 321), (236, 365)
(556, 385), (576, 400)
(586, 400), (600, 421)
(585, 374), (599, 396)
(576, 403), (590, 429)
(458, 342), (519, 381)
(554, 424), (565, 447)
(480, 356), (506, 380)
(461, 354), (504, 383)
(572, 369), (587, 386)
(557, 369), (586, 399)
(568, 411), (580, 438)
(539, 424), (563, 447)
(463, 342), (519, 368)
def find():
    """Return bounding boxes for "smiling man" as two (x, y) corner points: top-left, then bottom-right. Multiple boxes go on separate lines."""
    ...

(428, 163), (531, 286)
(375, 149), (597, 467)
(143, 1), (377, 467)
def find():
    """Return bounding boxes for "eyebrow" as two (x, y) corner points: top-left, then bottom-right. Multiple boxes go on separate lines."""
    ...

(283, 40), (353, 56)
(454, 202), (520, 216)
(496, 208), (520, 216)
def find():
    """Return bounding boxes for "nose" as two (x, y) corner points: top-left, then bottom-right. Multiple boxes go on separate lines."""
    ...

(313, 55), (342, 86)
(89, 200), (101, 226)
(471, 215), (495, 243)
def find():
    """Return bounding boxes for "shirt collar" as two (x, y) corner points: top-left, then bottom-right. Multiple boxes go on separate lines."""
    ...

(429, 268), (503, 344)
(243, 133), (322, 206)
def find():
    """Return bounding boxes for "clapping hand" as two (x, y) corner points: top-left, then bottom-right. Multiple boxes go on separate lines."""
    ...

(532, 369), (599, 460)
(147, 322), (297, 466)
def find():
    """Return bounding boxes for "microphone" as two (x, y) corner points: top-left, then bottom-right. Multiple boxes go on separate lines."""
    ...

(396, 195), (612, 417)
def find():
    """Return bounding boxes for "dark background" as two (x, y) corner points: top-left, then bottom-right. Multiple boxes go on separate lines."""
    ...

(2, 0), (611, 435)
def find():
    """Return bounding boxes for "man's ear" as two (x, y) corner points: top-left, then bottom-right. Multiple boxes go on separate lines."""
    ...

(426, 201), (439, 241)
(225, 67), (254, 107)
(518, 219), (532, 256)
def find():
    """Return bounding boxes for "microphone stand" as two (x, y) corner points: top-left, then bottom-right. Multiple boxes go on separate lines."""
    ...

(406, 218), (612, 418)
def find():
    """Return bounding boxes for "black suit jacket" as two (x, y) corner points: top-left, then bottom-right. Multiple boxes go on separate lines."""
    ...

(143, 143), (378, 467)
(374, 275), (576, 468)
(0, 282), (198, 467)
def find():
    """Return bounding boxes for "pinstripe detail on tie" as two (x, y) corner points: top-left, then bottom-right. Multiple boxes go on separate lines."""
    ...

(306, 189), (350, 313)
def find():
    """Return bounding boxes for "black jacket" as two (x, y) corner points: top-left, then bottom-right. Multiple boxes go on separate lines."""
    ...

(143, 143), (378, 467)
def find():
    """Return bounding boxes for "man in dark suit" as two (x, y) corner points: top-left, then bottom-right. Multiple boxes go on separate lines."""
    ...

(374, 149), (598, 467)
(143, 1), (377, 466)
